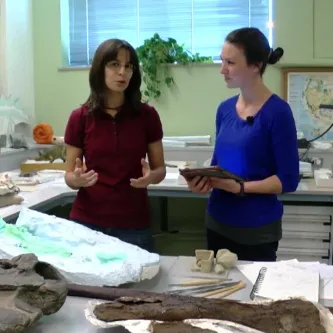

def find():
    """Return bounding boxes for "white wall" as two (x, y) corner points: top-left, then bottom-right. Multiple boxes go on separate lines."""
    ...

(0, 0), (35, 117)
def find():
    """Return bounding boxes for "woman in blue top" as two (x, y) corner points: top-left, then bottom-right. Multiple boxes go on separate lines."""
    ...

(186, 27), (299, 262)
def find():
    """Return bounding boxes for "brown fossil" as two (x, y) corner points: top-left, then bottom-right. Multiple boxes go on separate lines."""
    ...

(0, 253), (68, 333)
(67, 284), (326, 333)
(149, 321), (217, 333)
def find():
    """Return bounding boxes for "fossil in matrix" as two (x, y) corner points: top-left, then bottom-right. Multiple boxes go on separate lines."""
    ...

(0, 253), (68, 333)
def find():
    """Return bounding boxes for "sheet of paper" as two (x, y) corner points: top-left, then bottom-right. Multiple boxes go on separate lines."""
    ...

(237, 260), (333, 300)
(237, 260), (298, 284)
(321, 278), (333, 300)
(255, 265), (319, 303)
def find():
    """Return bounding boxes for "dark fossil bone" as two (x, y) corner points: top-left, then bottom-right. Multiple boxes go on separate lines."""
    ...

(0, 253), (67, 333)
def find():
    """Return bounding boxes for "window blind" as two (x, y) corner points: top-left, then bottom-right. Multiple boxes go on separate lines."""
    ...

(66, 0), (272, 66)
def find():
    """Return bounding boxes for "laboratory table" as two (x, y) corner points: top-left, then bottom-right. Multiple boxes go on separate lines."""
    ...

(24, 255), (333, 332)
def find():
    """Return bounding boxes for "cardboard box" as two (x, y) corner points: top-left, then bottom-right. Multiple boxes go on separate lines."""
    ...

(20, 162), (67, 174)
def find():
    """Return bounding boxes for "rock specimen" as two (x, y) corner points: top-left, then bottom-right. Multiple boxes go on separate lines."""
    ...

(216, 249), (238, 269)
(193, 250), (214, 273)
(0, 253), (68, 333)
(88, 289), (326, 333)
(191, 249), (238, 273)
(214, 264), (225, 274)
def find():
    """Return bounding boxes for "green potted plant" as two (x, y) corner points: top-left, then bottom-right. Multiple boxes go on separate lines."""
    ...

(136, 33), (213, 100)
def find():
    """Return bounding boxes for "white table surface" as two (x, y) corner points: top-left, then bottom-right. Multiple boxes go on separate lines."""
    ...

(24, 255), (333, 332)
(25, 256), (253, 333)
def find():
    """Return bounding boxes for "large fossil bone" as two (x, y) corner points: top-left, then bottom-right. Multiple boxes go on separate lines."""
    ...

(68, 284), (326, 333)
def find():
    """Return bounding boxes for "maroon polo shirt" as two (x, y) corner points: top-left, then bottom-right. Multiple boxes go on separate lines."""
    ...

(64, 103), (163, 229)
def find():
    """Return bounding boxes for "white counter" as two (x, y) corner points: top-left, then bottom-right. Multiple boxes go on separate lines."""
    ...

(1, 173), (333, 222)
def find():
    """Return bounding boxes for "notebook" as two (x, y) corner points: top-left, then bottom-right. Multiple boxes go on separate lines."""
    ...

(250, 265), (320, 303)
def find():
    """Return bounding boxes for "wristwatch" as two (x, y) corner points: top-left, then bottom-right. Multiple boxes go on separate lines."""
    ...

(238, 181), (245, 196)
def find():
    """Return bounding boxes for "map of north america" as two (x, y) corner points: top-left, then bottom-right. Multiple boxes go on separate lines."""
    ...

(288, 73), (333, 140)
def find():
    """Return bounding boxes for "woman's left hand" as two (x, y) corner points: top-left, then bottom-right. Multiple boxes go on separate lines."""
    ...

(130, 159), (152, 188)
(210, 177), (241, 194)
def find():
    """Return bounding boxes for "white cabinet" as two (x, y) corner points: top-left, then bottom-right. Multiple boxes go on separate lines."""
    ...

(273, 0), (333, 65)
(313, 0), (333, 59)
(273, 0), (314, 65)
(278, 205), (332, 263)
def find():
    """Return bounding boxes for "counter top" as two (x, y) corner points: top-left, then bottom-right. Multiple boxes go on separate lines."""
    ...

(152, 178), (333, 195)
(295, 179), (333, 195)
(1, 175), (333, 222)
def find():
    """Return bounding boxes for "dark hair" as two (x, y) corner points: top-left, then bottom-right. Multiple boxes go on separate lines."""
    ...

(84, 39), (142, 113)
(225, 27), (284, 75)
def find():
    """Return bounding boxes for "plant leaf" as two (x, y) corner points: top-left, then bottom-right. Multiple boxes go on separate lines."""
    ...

(136, 34), (213, 100)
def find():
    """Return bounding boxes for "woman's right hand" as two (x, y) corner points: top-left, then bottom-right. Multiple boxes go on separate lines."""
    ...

(186, 176), (212, 194)
(72, 158), (98, 188)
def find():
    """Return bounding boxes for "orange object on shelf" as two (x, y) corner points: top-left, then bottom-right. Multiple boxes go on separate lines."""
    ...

(33, 123), (54, 144)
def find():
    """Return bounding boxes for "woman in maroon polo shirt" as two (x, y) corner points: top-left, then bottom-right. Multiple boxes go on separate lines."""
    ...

(64, 39), (166, 252)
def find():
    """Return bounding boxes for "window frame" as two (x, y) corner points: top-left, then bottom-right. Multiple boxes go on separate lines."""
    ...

(0, 0), (7, 95)
(60, 0), (274, 69)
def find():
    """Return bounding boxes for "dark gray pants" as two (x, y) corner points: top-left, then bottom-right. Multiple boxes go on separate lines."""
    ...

(206, 228), (278, 262)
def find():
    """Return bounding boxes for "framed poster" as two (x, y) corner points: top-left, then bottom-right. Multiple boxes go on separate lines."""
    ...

(281, 67), (333, 140)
